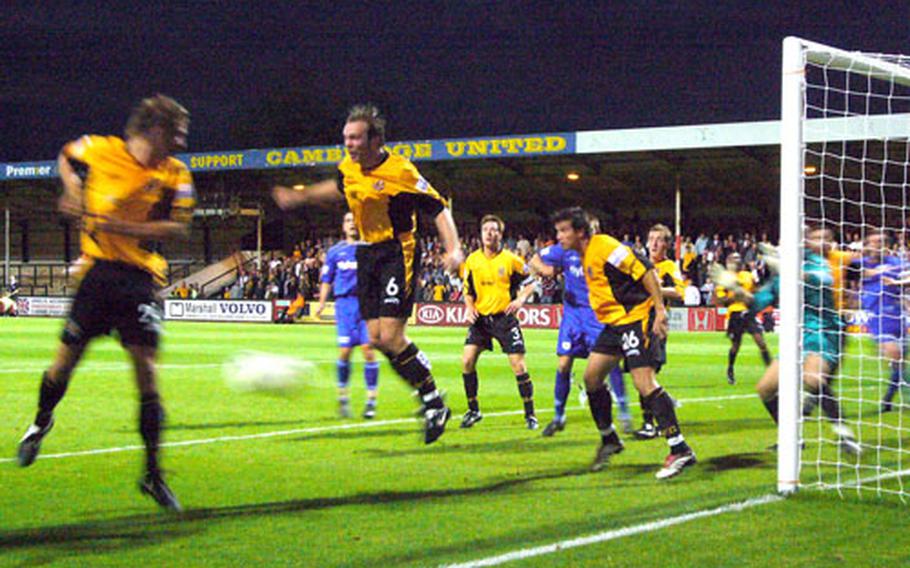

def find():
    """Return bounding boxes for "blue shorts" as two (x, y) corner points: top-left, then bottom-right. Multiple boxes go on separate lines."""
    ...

(556, 305), (605, 358)
(867, 314), (905, 345)
(335, 296), (369, 348)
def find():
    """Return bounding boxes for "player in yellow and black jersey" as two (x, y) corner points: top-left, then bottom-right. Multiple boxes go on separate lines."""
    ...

(713, 252), (771, 385)
(17, 95), (193, 511)
(632, 223), (688, 439)
(551, 207), (696, 480)
(272, 104), (463, 444)
(460, 215), (537, 430)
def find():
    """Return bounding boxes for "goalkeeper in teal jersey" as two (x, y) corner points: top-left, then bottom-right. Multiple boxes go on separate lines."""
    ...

(737, 226), (860, 454)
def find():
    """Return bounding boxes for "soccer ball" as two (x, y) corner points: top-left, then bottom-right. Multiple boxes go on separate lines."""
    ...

(222, 351), (314, 395)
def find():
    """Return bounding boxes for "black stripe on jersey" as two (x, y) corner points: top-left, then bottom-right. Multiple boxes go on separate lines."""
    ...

(147, 188), (176, 221)
(662, 273), (676, 288)
(337, 170), (345, 195)
(65, 156), (90, 183)
(466, 271), (477, 297)
(603, 262), (650, 314)
(139, 188), (176, 254)
(388, 192), (445, 235)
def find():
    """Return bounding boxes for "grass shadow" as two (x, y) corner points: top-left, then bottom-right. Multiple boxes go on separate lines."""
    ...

(165, 419), (307, 431)
(701, 451), (772, 473)
(285, 427), (418, 443)
(362, 437), (595, 458)
(0, 466), (594, 563)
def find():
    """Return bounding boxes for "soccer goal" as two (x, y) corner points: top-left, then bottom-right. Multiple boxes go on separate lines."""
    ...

(779, 37), (910, 498)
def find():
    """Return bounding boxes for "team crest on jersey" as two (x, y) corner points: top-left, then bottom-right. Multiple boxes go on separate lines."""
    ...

(373, 180), (385, 192)
(588, 267), (594, 278)
(498, 267), (505, 277)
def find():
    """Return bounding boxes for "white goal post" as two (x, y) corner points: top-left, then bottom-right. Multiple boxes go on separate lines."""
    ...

(779, 37), (910, 496)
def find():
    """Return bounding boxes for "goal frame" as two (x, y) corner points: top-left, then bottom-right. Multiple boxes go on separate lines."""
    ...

(778, 36), (910, 494)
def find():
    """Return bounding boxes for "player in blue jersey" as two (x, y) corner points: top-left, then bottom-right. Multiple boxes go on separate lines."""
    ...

(851, 230), (910, 412)
(316, 212), (380, 419)
(530, 216), (632, 436)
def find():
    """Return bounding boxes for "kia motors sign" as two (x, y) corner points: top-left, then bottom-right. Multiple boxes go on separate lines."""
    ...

(415, 303), (562, 329)
(165, 299), (273, 323)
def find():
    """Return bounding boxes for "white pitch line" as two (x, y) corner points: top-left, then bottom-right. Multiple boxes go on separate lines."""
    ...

(839, 468), (910, 488)
(0, 393), (755, 464)
(440, 466), (910, 568)
(439, 494), (783, 568)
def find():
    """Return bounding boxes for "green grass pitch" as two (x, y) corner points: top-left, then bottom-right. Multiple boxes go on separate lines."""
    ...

(1, 318), (908, 566)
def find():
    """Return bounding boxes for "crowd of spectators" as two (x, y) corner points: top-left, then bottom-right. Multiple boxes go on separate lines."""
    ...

(202, 225), (784, 308)
(415, 228), (783, 307)
(204, 240), (330, 301)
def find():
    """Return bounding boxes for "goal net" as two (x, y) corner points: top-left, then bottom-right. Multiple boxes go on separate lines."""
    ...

(779, 37), (910, 499)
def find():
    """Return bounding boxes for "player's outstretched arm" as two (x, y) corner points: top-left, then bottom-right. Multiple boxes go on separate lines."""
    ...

(95, 217), (190, 241)
(506, 280), (536, 315)
(434, 209), (464, 273)
(56, 150), (84, 219)
(272, 178), (342, 210)
(661, 288), (681, 301)
(528, 253), (555, 278)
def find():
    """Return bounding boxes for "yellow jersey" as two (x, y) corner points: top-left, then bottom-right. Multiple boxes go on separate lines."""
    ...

(337, 150), (448, 245)
(828, 249), (855, 311)
(463, 248), (531, 316)
(716, 270), (755, 313)
(63, 135), (195, 286)
(654, 258), (686, 297)
(583, 234), (655, 325)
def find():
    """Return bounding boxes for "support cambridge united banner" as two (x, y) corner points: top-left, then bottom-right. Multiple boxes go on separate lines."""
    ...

(0, 133), (575, 179)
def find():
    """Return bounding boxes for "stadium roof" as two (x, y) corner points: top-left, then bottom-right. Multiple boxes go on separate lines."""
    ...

(3, 114), (907, 180)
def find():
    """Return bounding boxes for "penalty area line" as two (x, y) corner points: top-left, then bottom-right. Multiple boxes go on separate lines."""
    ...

(0, 393), (754, 464)
(439, 494), (782, 568)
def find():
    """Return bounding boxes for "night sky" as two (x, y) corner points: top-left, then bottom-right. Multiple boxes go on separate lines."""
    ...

(2, 2), (907, 162)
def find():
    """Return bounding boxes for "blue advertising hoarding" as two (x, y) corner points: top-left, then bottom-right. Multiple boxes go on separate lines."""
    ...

(0, 132), (576, 180)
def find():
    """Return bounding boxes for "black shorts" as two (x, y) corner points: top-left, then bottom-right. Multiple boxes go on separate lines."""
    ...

(726, 311), (762, 341)
(592, 311), (664, 371)
(356, 238), (421, 320)
(62, 261), (163, 348)
(465, 313), (526, 354)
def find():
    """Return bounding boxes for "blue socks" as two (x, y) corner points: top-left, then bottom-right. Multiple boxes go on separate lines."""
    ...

(336, 360), (352, 389)
(365, 361), (380, 392)
(609, 367), (630, 420)
(554, 371), (571, 422)
(339, 359), (380, 392)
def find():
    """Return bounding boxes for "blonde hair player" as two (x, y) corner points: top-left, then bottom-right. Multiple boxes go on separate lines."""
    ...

(631, 223), (687, 439)
(17, 95), (194, 511)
